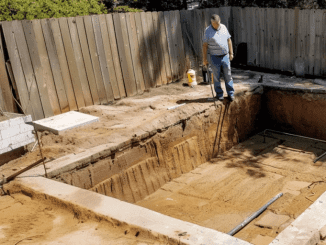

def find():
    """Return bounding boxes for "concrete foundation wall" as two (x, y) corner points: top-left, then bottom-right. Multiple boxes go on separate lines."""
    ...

(53, 91), (264, 203)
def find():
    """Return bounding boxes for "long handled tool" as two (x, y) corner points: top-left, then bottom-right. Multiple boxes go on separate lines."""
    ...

(206, 65), (218, 110)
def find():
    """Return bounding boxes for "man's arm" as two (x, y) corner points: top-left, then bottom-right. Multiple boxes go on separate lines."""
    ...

(228, 38), (234, 61)
(203, 42), (208, 65)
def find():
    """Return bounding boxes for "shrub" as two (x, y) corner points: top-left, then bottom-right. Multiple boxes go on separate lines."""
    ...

(113, 5), (143, 12)
(0, 0), (108, 21)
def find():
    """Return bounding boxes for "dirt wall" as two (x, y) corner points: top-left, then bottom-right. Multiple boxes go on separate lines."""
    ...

(263, 89), (326, 140)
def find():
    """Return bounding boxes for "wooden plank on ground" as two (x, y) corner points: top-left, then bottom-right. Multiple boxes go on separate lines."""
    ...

(92, 15), (114, 101)
(49, 18), (77, 111)
(152, 12), (168, 85)
(41, 19), (69, 113)
(140, 12), (155, 87)
(2, 21), (35, 118)
(313, 10), (323, 76)
(146, 12), (162, 86)
(83, 15), (107, 104)
(113, 13), (137, 96)
(32, 19), (61, 115)
(175, 10), (186, 78)
(75, 16), (100, 105)
(134, 12), (151, 89)
(106, 14), (126, 98)
(308, 9), (316, 75)
(12, 21), (44, 119)
(0, 25), (15, 112)
(98, 14), (120, 99)
(58, 17), (85, 109)
(67, 17), (93, 107)
(126, 13), (146, 91)
(158, 11), (173, 84)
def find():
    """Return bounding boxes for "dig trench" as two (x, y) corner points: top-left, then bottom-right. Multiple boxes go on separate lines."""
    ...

(49, 85), (326, 244)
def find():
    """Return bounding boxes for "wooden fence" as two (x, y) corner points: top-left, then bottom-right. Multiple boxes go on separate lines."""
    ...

(0, 11), (185, 120)
(0, 7), (325, 120)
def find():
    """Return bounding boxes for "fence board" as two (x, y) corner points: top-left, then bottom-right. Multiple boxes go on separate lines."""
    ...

(125, 13), (145, 92)
(246, 8), (253, 65)
(2, 21), (35, 118)
(134, 12), (151, 89)
(0, 25), (15, 112)
(289, 9), (295, 71)
(106, 14), (126, 98)
(313, 10), (322, 76)
(41, 19), (69, 112)
(152, 12), (168, 85)
(113, 13), (137, 96)
(75, 16), (100, 105)
(67, 17), (93, 107)
(273, 8), (280, 70)
(322, 11), (326, 76)
(58, 18), (85, 109)
(32, 19), (61, 115)
(92, 15), (114, 101)
(146, 12), (162, 86)
(171, 11), (180, 78)
(175, 10), (186, 78)
(12, 21), (44, 119)
(99, 14), (120, 99)
(253, 8), (259, 66)
(180, 10), (192, 70)
(264, 9), (271, 69)
(279, 9), (286, 71)
(158, 12), (173, 83)
(83, 15), (108, 104)
(49, 18), (77, 111)
(308, 10), (316, 75)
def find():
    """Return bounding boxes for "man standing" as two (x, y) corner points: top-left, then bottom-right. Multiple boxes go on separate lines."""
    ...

(203, 14), (235, 102)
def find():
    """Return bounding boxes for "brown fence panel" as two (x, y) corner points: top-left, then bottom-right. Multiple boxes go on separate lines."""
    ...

(175, 10), (186, 78)
(323, 11), (326, 76)
(49, 18), (78, 111)
(75, 16), (100, 105)
(180, 10), (192, 71)
(41, 19), (69, 113)
(113, 13), (137, 96)
(67, 17), (93, 107)
(314, 10), (323, 76)
(2, 21), (35, 118)
(125, 13), (145, 92)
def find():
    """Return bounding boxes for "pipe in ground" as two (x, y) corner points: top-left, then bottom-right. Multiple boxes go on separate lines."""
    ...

(227, 193), (283, 236)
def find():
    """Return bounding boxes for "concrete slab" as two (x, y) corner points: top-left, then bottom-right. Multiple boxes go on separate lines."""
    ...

(33, 111), (99, 135)
(255, 211), (290, 229)
(251, 235), (275, 245)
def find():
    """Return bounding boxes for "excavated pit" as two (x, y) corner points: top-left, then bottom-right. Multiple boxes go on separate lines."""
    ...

(15, 76), (326, 245)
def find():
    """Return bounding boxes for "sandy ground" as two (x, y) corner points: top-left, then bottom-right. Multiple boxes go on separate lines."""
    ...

(0, 192), (166, 245)
(136, 132), (326, 244)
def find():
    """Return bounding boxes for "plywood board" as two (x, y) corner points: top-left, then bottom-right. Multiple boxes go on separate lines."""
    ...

(113, 13), (137, 96)
(175, 10), (186, 78)
(313, 10), (323, 76)
(58, 18), (85, 109)
(49, 18), (77, 111)
(92, 15), (114, 101)
(2, 21), (35, 118)
(106, 14), (126, 98)
(41, 19), (69, 113)
(0, 24), (15, 113)
(140, 12), (155, 87)
(134, 12), (151, 89)
(125, 13), (146, 92)
(98, 14), (120, 99)
(83, 15), (108, 104)
(75, 16), (100, 105)
(67, 17), (93, 107)
(158, 11), (173, 83)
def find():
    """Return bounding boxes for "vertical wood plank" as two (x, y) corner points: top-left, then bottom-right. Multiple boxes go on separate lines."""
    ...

(180, 10), (191, 70)
(49, 18), (77, 111)
(83, 15), (108, 104)
(258, 8), (264, 68)
(152, 12), (168, 85)
(58, 17), (85, 109)
(134, 12), (151, 88)
(99, 14), (120, 99)
(0, 25), (15, 112)
(289, 9), (295, 72)
(92, 15), (114, 101)
(253, 8), (259, 66)
(322, 11), (326, 76)
(67, 17), (93, 107)
(106, 14), (126, 98)
(246, 8), (253, 65)
(158, 11), (173, 84)
(273, 9), (281, 70)
(75, 16), (100, 105)
(308, 9), (316, 75)
(175, 10), (186, 78)
(146, 12), (162, 86)
(12, 21), (44, 119)
(41, 19), (69, 113)
(113, 13), (137, 96)
(22, 20), (54, 118)
(279, 9), (286, 71)
(265, 8), (271, 69)
(125, 12), (145, 92)
(32, 19), (61, 115)
(2, 22), (34, 118)
(313, 10), (322, 76)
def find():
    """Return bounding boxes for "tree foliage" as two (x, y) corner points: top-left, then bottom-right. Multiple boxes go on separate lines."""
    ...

(0, 0), (108, 21)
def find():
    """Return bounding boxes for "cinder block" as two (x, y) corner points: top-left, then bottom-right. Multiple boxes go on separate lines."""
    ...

(11, 137), (34, 150)
(11, 132), (34, 145)
(0, 125), (21, 139)
(20, 123), (34, 133)
(0, 138), (11, 150)
(0, 147), (11, 155)
(9, 117), (24, 127)
(23, 115), (32, 123)
(0, 120), (9, 130)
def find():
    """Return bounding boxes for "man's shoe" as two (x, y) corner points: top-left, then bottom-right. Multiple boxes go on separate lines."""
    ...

(228, 95), (235, 102)
(216, 96), (224, 101)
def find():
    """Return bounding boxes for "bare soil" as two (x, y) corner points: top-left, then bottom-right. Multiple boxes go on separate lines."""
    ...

(136, 133), (326, 244)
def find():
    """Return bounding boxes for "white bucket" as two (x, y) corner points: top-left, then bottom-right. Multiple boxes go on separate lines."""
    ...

(187, 69), (197, 86)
